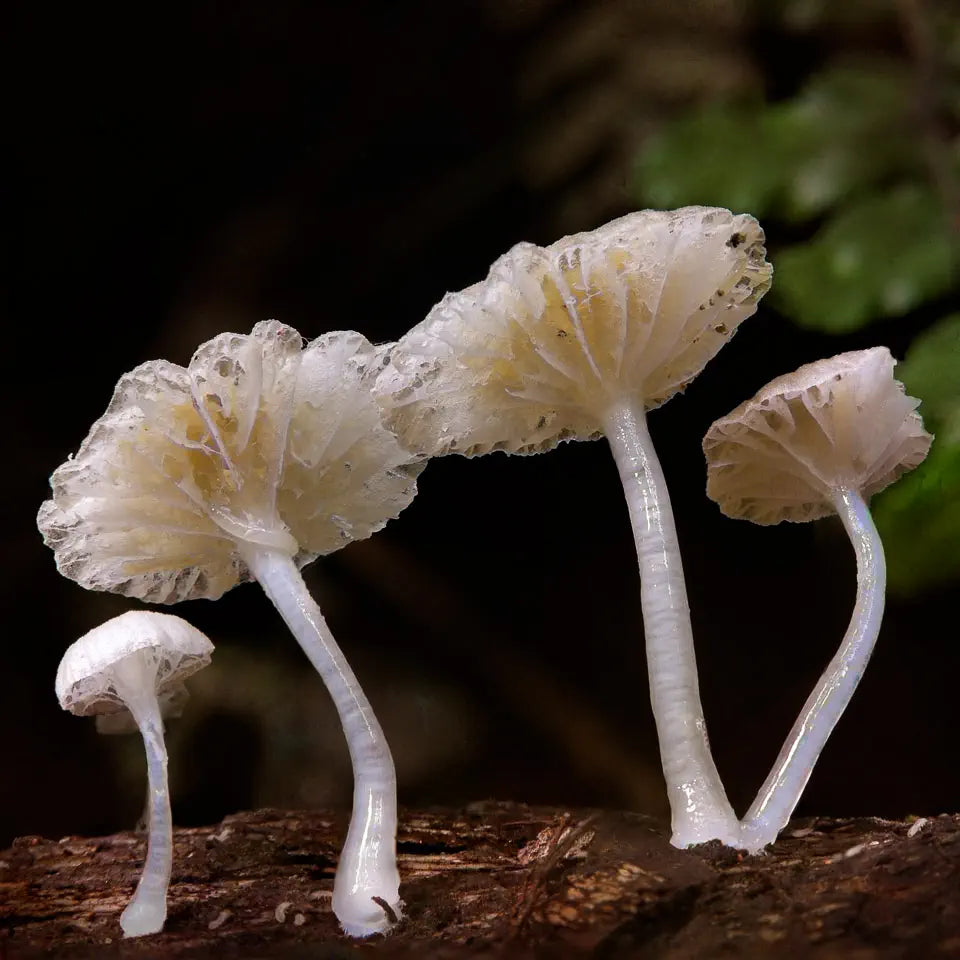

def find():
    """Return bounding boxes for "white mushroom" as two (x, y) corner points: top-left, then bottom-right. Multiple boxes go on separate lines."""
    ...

(703, 346), (932, 852)
(377, 207), (772, 848)
(38, 321), (421, 936)
(55, 611), (213, 937)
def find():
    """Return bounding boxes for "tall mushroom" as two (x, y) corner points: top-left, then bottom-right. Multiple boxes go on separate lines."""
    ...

(38, 321), (421, 936)
(55, 610), (213, 937)
(377, 207), (773, 847)
(702, 346), (932, 852)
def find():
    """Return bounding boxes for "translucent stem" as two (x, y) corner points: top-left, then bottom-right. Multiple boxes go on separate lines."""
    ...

(740, 486), (885, 853)
(113, 660), (172, 938)
(241, 546), (400, 937)
(603, 399), (739, 848)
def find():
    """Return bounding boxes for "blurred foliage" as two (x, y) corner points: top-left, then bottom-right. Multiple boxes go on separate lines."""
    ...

(633, 6), (960, 595)
(637, 65), (921, 227)
(874, 441), (960, 595)
(896, 313), (960, 442)
(874, 315), (960, 594)
(774, 185), (953, 333)
(635, 61), (956, 333)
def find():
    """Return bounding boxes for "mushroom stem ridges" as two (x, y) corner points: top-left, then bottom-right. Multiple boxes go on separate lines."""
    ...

(604, 398), (739, 848)
(241, 545), (401, 937)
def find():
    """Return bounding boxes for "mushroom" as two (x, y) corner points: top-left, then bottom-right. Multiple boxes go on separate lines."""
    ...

(38, 321), (422, 936)
(55, 610), (214, 937)
(702, 346), (932, 852)
(376, 207), (773, 848)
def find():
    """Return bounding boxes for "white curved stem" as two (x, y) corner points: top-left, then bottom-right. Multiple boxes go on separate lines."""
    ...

(740, 486), (885, 853)
(241, 546), (400, 937)
(113, 659), (172, 938)
(603, 399), (739, 848)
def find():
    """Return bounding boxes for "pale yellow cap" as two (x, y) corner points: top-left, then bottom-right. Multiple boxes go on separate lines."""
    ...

(378, 206), (772, 457)
(38, 322), (422, 604)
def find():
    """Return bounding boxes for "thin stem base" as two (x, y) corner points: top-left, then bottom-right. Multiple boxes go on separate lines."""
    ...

(113, 656), (172, 938)
(242, 546), (401, 936)
(603, 400), (739, 848)
(740, 487), (885, 853)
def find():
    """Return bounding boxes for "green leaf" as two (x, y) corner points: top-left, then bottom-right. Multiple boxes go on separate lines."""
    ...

(772, 185), (956, 332)
(633, 104), (788, 216)
(874, 439), (960, 595)
(896, 314), (960, 440)
(781, 64), (916, 219)
(633, 64), (917, 222)
(877, 315), (960, 594)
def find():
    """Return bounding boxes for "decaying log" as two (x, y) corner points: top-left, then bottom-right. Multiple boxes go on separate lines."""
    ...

(3, 803), (959, 958)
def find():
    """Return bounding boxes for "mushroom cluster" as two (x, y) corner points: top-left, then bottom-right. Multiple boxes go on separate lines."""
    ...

(40, 321), (421, 937)
(37, 206), (935, 941)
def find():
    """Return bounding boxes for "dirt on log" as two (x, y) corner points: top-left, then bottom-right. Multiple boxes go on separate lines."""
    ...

(2, 803), (959, 959)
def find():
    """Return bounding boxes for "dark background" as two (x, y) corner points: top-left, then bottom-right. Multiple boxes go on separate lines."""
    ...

(4, 0), (957, 848)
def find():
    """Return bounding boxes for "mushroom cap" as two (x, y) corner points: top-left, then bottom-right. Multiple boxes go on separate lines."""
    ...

(703, 347), (933, 525)
(377, 206), (772, 457)
(38, 321), (422, 603)
(56, 611), (213, 717)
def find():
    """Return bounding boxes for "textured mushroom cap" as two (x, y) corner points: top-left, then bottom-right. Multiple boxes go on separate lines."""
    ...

(377, 207), (772, 457)
(56, 611), (213, 717)
(38, 321), (422, 604)
(703, 347), (933, 525)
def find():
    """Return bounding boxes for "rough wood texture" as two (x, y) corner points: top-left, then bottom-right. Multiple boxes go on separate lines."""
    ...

(2, 804), (959, 958)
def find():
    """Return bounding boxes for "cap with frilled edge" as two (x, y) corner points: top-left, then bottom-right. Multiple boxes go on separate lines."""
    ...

(38, 322), (423, 604)
(56, 611), (213, 717)
(702, 347), (933, 525)
(377, 206), (772, 457)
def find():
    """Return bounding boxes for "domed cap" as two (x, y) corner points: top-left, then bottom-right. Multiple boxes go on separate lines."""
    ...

(703, 347), (933, 525)
(378, 206), (772, 457)
(38, 322), (422, 604)
(56, 611), (214, 717)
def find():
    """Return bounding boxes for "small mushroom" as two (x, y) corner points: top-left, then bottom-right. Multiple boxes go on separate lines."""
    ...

(377, 207), (773, 848)
(38, 321), (422, 936)
(702, 346), (932, 852)
(55, 610), (214, 937)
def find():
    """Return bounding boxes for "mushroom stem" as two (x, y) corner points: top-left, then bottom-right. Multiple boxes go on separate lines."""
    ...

(603, 399), (739, 848)
(112, 658), (172, 938)
(740, 486), (885, 853)
(240, 546), (401, 937)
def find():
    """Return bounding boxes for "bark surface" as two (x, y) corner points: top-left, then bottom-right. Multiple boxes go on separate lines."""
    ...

(2, 804), (958, 959)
